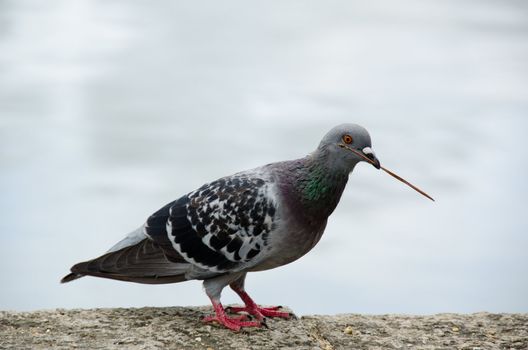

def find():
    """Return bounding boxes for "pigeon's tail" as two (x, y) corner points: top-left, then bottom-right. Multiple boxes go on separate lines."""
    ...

(60, 272), (85, 283)
(60, 238), (191, 285)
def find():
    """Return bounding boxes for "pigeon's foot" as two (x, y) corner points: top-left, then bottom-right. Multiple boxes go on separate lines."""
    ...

(201, 314), (261, 331)
(226, 305), (292, 321)
(203, 301), (262, 331)
(229, 286), (294, 321)
(229, 285), (295, 321)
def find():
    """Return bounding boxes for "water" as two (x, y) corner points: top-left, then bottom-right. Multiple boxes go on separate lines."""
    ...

(1, 0), (527, 315)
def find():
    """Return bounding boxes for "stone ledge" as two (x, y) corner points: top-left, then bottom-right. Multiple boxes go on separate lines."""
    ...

(1, 307), (527, 349)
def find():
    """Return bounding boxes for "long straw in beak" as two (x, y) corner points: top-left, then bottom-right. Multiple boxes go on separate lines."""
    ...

(339, 144), (435, 202)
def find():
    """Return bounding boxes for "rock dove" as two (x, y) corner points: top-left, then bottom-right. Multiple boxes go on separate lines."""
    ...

(61, 124), (383, 331)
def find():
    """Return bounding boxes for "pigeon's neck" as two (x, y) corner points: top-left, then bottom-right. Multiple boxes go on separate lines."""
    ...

(279, 152), (350, 224)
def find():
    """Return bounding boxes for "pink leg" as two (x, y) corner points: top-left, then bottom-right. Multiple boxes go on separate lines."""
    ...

(201, 298), (261, 331)
(227, 287), (292, 321)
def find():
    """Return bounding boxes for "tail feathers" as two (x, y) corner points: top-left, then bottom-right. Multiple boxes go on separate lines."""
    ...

(60, 272), (85, 283)
(60, 238), (192, 285)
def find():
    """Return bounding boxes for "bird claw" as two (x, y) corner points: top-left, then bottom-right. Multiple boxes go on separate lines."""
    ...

(226, 305), (292, 321)
(202, 313), (248, 322)
(201, 314), (261, 331)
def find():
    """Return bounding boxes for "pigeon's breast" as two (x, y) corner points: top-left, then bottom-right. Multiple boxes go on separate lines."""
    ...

(250, 222), (327, 271)
(249, 182), (328, 271)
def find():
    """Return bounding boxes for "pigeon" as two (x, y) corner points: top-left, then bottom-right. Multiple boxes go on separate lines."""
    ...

(61, 123), (431, 331)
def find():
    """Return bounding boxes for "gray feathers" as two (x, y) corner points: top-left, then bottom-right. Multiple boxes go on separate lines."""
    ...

(67, 238), (189, 284)
(179, 175), (275, 268)
(63, 170), (280, 283)
(62, 124), (378, 290)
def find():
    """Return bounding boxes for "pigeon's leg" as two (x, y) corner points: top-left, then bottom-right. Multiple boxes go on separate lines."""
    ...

(201, 276), (261, 331)
(227, 274), (292, 321)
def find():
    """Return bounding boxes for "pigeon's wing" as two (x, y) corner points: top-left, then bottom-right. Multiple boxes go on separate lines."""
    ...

(145, 173), (278, 274)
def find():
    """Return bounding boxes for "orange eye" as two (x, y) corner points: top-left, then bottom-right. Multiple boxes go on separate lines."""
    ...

(342, 134), (353, 144)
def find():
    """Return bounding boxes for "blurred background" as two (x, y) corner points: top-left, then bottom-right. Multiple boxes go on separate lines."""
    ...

(1, 0), (527, 315)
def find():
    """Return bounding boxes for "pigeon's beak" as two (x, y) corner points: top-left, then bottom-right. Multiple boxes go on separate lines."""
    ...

(339, 143), (434, 201)
(362, 147), (381, 169)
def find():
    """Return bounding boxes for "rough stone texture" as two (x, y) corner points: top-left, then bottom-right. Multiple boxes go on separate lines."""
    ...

(0, 307), (526, 350)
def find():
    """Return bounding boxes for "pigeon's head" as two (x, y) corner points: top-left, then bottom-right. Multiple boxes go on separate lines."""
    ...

(316, 124), (435, 201)
(318, 123), (381, 171)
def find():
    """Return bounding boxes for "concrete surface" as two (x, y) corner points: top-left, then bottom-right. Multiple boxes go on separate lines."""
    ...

(1, 307), (527, 349)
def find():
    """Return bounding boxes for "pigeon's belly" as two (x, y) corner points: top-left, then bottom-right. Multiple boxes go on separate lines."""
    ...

(249, 221), (327, 272)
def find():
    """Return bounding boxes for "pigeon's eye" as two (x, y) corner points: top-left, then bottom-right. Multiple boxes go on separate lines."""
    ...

(342, 134), (353, 144)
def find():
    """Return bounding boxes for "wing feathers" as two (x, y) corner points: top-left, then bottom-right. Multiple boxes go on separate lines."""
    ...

(142, 174), (277, 275)
(63, 172), (279, 284)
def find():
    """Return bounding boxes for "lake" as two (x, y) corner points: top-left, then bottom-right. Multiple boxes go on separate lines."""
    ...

(1, 0), (527, 315)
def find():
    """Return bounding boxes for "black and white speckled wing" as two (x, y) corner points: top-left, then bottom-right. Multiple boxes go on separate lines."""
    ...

(145, 172), (278, 274)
